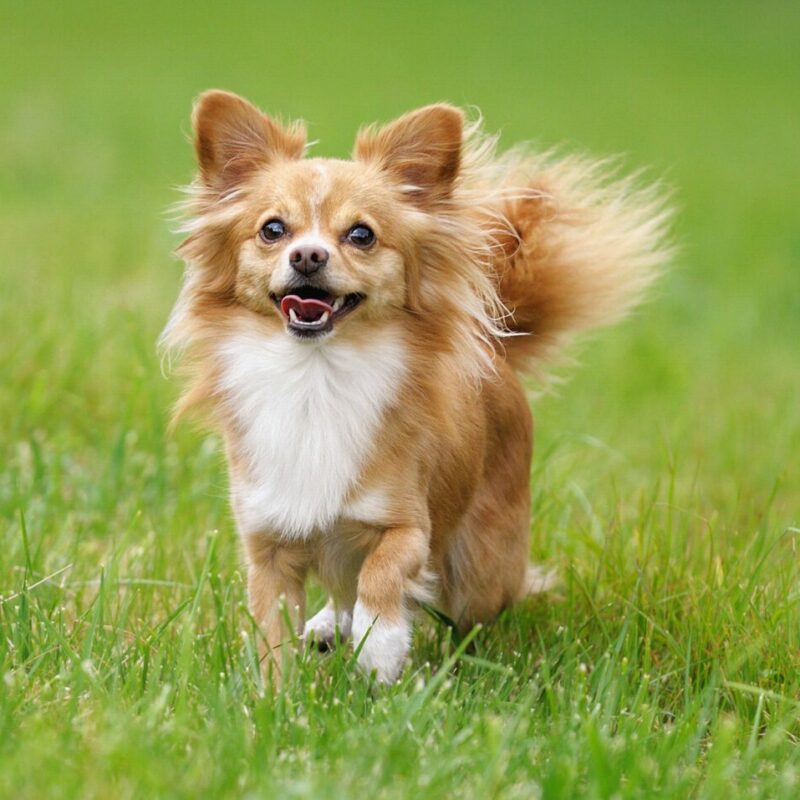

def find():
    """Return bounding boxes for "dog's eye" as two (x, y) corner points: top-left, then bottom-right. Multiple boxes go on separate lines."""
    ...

(260, 218), (287, 242)
(346, 224), (375, 248)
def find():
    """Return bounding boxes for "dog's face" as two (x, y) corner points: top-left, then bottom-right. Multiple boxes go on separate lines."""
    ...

(190, 91), (464, 341)
(234, 158), (407, 339)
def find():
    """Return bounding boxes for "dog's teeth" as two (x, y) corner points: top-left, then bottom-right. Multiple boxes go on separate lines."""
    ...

(289, 308), (299, 323)
(332, 297), (344, 312)
(319, 311), (330, 324)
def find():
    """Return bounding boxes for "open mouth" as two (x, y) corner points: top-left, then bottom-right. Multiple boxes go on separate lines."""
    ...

(270, 286), (365, 337)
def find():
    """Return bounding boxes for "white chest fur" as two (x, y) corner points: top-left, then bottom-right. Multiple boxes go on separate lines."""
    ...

(217, 328), (406, 539)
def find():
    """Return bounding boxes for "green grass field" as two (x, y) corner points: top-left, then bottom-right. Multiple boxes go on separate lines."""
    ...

(2, 2), (799, 797)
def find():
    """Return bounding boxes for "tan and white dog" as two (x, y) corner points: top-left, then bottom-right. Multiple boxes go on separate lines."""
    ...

(163, 90), (670, 683)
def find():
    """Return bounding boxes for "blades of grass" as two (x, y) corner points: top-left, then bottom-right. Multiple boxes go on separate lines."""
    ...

(400, 624), (482, 725)
(723, 681), (800, 713)
(175, 532), (219, 707)
(81, 567), (105, 663)
(746, 690), (766, 758)
(418, 601), (463, 646)
(18, 508), (32, 577)
(1, 564), (72, 606)
(458, 654), (515, 676)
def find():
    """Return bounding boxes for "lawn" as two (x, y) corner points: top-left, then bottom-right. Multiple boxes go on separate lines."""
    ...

(1, 1), (799, 797)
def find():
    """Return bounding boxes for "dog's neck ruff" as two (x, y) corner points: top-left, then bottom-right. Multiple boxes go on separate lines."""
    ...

(217, 327), (406, 539)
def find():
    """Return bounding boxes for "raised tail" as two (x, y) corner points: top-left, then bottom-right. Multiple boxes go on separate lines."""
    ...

(490, 153), (673, 373)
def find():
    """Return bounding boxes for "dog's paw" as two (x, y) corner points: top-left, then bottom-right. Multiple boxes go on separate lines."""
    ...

(303, 604), (352, 652)
(351, 601), (411, 684)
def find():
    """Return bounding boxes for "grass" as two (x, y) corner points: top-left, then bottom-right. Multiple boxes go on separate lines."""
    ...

(1, 1), (799, 797)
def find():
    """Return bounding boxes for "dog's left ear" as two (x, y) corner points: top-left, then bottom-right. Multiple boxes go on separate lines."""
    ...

(192, 90), (306, 192)
(354, 104), (463, 205)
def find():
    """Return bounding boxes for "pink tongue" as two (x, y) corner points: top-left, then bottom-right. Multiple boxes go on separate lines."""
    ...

(280, 295), (334, 323)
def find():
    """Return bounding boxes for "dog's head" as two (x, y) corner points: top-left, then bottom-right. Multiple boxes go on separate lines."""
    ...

(182, 90), (471, 342)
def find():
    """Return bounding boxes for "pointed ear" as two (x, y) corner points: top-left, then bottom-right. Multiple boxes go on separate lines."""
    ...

(192, 90), (306, 191)
(354, 104), (464, 204)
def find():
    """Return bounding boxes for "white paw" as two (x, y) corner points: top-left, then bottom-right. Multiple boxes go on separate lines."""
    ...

(303, 603), (352, 651)
(351, 601), (411, 684)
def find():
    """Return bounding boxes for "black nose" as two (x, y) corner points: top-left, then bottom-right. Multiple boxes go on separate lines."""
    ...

(289, 244), (329, 276)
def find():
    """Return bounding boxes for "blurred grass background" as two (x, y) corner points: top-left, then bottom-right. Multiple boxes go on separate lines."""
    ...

(1, 1), (799, 798)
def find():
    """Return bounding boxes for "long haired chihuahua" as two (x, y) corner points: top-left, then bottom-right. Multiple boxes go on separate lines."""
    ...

(162, 90), (670, 683)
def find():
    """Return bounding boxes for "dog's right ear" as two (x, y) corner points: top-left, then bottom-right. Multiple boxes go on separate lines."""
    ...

(192, 90), (306, 191)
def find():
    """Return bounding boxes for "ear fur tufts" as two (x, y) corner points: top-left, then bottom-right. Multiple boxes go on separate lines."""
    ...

(354, 104), (464, 205)
(192, 89), (306, 190)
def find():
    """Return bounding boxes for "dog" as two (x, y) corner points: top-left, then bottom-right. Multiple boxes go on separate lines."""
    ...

(162, 90), (671, 684)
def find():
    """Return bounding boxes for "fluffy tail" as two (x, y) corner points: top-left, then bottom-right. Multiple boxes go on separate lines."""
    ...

(490, 154), (673, 373)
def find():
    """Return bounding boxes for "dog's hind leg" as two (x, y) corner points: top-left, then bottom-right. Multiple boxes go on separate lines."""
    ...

(441, 372), (553, 631)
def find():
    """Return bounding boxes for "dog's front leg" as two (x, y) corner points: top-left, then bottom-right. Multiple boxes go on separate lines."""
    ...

(352, 526), (429, 684)
(243, 534), (309, 680)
